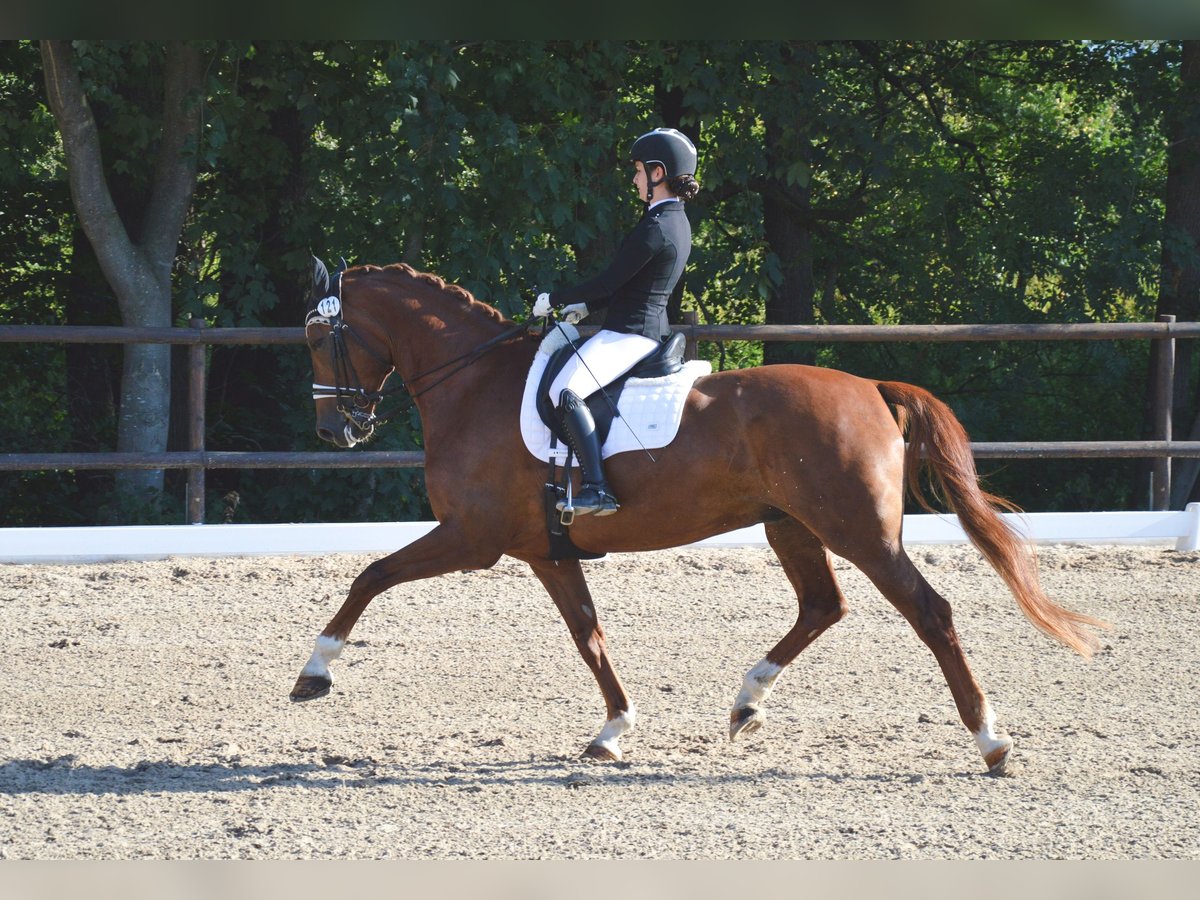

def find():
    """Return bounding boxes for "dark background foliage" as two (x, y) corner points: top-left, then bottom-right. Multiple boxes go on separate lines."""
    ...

(2, 40), (1197, 524)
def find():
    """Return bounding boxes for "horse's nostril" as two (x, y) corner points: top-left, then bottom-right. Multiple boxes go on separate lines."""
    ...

(317, 427), (335, 443)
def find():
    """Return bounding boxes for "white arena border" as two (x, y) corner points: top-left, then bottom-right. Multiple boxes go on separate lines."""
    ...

(1, 504), (1197, 564)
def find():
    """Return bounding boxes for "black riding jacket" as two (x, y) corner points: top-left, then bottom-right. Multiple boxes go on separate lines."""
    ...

(549, 200), (691, 342)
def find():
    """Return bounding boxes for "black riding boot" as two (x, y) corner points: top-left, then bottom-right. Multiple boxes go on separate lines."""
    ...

(557, 389), (619, 517)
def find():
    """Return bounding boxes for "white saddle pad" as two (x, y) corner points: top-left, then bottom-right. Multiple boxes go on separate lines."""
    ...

(520, 325), (712, 465)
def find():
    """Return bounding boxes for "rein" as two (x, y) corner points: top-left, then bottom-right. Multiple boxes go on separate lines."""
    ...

(307, 298), (531, 437)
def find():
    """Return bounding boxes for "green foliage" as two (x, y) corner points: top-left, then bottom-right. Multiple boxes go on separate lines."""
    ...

(0, 42), (78, 523)
(0, 40), (1189, 524)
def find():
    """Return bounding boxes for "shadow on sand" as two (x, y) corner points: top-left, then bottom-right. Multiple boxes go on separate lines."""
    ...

(0, 752), (990, 797)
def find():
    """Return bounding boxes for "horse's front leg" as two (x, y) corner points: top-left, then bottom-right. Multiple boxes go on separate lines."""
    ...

(528, 558), (635, 761)
(290, 524), (499, 701)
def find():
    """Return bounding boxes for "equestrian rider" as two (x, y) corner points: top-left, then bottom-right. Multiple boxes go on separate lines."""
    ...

(532, 127), (699, 516)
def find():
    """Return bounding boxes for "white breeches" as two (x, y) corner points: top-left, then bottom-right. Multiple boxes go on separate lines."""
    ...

(548, 329), (659, 406)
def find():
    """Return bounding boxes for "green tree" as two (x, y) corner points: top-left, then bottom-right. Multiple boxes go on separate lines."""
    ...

(40, 40), (206, 514)
(0, 40), (1184, 523)
(1155, 41), (1200, 506)
(0, 41), (77, 524)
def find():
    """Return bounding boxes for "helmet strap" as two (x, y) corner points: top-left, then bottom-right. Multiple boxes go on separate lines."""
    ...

(645, 165), (666, 205)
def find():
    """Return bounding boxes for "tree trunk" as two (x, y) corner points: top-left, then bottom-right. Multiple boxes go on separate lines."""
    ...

(762, 187), (816, 365)
(41, 41), (204, 515)
(761, 122), (816, 366)
(64, 224), (120, 507)
(761, 43), (817, 366)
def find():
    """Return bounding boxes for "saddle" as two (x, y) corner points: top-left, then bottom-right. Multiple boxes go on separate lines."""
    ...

(530, 331), (693, 562)
(534, 331), (687, 445)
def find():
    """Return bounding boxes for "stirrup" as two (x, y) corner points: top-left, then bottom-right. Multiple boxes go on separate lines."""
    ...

(571, 484), (620, 517)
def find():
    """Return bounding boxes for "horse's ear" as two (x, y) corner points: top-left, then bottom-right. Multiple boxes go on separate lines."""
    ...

(312, 256), (331, 303)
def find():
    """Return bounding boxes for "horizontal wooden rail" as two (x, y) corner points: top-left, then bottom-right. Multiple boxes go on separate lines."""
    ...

(4, 320), (1200, 345)
(0, 325), (307, 344)
(0, 317), (1192, 520)
(0, 451), (427, 470)
(968, 442), (1200, 459)
(685, 321), (1200, 342)
(4, 443), (1200, 473)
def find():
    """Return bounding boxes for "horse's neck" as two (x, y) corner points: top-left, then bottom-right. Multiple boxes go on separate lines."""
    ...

(397, 303), (509, 382)
(384, 294), (524, 429)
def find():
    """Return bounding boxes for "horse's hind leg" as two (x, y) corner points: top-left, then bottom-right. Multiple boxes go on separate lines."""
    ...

(290, 523), (500, 701)
(851, 544), (1013, 775)
(528, 558), (635, 761)
(730, 517), (848, 741)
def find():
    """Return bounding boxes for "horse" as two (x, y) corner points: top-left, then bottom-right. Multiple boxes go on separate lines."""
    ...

(291, 260), (1108, 775)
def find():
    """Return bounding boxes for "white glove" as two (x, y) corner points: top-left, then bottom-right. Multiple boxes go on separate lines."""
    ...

(532, 292), (553, 317)
(561, 302), (589, 325)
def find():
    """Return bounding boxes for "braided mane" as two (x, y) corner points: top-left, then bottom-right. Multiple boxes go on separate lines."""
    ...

(356, 262), (509, 324)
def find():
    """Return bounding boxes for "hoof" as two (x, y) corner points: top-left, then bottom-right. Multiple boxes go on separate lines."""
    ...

(729, 706), (765, 741)
(582, 743), (621, 762)
(984, 738), (1014, 776)
(289, 674), (332, 702)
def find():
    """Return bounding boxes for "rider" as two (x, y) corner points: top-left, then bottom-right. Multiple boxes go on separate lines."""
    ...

(532, 127), (700, 516)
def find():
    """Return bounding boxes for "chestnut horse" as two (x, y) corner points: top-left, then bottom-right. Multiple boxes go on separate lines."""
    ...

(291, 261), (1107, 775)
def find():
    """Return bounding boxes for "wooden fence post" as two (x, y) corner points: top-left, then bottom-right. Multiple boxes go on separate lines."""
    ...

(186, 317), (207, 525)
(1152, 314), (1175, 511)
(683, 309), (698, 361)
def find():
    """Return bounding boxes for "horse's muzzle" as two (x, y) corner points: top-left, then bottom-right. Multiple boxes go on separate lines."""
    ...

(317, 424), (349, 447)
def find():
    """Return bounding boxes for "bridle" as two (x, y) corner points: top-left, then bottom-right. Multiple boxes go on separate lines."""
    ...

(306, 286), (532, 442)
(306, 298), (399, 440)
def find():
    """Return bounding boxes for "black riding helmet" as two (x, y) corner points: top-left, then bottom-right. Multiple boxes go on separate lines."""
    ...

(630, 127), (697, 203)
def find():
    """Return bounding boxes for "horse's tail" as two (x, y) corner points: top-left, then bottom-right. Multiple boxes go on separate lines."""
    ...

(876, 380), (1109, 658)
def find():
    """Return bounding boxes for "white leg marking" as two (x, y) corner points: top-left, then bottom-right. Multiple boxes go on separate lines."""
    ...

(733, 659), (783, 710)
(973, 701), (1011, 760)
(592, 706), (637, 759)
(300, 635), (344, 679)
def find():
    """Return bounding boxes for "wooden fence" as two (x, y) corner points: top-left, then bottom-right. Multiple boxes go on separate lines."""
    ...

(2, 313), (1199, 523)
